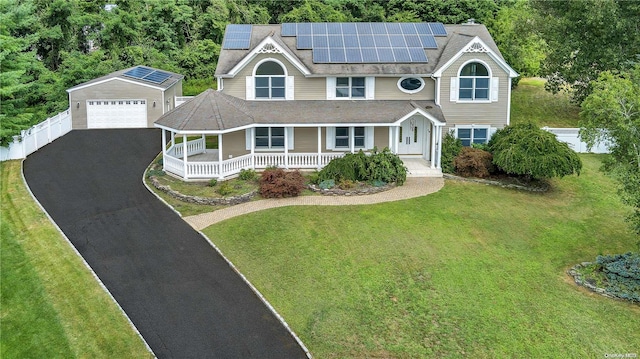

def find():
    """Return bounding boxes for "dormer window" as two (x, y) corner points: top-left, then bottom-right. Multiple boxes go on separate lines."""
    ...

(255, 61), (285, 99)
(459, 62), (490, 100)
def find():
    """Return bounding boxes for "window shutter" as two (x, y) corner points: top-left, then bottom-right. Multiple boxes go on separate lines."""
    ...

(365, 126), (374, 149)
(287, 127), (294, 149)
(450, 77), (458, 101)
(491, 77), (499, 102)
(286, 76), (295, 100)
(245, 76), (254, 100)
(245, 129), (252, 150)
(365, 77), (375, 99)
(326, 127), (335, 149)
(326, 77), (336, 100)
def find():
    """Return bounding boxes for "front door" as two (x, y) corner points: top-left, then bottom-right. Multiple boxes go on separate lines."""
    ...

(398, 117), (425, 154)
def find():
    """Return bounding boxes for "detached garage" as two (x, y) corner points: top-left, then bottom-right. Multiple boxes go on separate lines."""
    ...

(67, 66), (184, 129)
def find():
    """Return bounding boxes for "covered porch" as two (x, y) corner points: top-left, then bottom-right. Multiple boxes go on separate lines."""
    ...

(155, 89), (445, 180)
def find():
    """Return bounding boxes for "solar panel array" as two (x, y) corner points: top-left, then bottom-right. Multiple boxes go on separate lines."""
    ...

(123, 66), (172, 84)
(281, 22), (447, 63)
(222, 24), (253, 49)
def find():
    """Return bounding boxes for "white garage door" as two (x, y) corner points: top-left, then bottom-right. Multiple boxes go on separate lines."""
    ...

(87, 99), (147, 128)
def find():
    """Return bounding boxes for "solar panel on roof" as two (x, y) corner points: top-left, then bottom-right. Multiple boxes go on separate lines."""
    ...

(124, 66), (153, 79)
(282, 23), (296, 36)
(123, 66), (172, 84)
(143, 70), (171, 84)
(280, 22), (444, 63)
(428, 22), (447, 36)
(222, 24), (252, 49)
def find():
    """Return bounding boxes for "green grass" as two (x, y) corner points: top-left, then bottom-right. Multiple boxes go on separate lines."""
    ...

(0, 161), (152, 358)
(203, 154), (640, 358)
(511, 78), (581, 127)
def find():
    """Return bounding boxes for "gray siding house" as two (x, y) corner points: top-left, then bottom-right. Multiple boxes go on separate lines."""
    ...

(155, 22), (517, 180)
(67, 66), (184, 129)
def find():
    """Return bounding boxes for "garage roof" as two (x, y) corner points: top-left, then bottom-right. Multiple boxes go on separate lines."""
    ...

(66, 66), (184, 93)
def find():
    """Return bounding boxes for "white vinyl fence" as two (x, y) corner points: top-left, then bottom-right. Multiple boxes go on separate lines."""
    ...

(542, 127), (610, 153)
(0, 109), (72, 161)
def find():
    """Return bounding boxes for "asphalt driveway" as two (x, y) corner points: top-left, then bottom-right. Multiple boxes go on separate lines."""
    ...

(23, 129), (308, 358)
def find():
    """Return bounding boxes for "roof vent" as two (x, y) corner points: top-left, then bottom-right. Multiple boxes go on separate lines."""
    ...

(465, 18), (476, 25)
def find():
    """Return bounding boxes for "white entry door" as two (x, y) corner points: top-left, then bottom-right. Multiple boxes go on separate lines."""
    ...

(87, 99), (147, 128)
(398, 117), (425, 154)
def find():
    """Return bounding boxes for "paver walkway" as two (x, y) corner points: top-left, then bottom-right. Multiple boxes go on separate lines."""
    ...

(185, 177), (445, 230)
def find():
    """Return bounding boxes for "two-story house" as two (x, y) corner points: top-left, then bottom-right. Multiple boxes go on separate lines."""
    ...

(154, 21), (517, 180)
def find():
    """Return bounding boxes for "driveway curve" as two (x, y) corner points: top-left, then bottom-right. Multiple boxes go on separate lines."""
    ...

(23, 129), (308, 359)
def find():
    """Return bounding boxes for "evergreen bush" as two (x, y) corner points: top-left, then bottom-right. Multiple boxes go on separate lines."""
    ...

(595, 252), (640, 302)
(441, 131), (463, 174)
(317, 147), (406, 185)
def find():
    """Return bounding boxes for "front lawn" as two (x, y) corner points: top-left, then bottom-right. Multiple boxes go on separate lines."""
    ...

(203, 154), (640, 358)
(0, 161), (152, 358)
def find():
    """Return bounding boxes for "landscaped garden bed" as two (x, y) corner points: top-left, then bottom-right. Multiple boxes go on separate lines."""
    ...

(568, 253), (640, 303)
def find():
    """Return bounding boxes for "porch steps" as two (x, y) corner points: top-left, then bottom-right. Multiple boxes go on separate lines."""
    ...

(401, 157), (443, 178)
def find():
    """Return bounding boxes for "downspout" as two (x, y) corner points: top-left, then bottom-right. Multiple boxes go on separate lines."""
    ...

(217, 76), (224, 91)
(431, 75), (440, 106)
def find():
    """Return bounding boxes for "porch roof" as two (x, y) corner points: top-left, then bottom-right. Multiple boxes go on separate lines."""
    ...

(155, 89), (445, 132)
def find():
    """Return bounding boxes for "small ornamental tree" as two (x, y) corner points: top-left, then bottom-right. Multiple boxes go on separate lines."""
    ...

(488, 122), (582, 180)
(580, 66), (640, 234)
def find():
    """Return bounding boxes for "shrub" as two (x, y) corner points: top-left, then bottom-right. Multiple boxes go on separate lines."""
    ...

(318, 151), (368, 183)
(318, 147), (407, 185)
(259, 168), (305, 198)
(595, 252), (640, 302)
(238, 168), (257, 181)
(453, 147), (495, 178)
(338, 179), (355, 190)
(488, 122), (582, 179)
(370, 179), (386, 187)
(146, 169), (165, 178)
(208, 178), (217, 187)
(307, 170), (320, 185)
(441, 131), (462, 174)
(216, 182), (233, 196)
(318, 179), (335, 190)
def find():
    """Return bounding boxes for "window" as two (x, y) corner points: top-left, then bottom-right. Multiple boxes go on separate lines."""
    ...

(335, 127), (365, 148)
(398, 77), (425, 94)
(255, 127), (285, 149)
(336, 77), (365, 99)
(255, 61), (285, 99)
(459, 62), (490, 101)
(457, 127), (489, 146)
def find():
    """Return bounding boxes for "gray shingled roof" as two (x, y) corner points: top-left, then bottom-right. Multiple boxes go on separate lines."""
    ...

(155, 89), (445, 132)
(67, 66), (184, 92)
(215, 23), (503, 77)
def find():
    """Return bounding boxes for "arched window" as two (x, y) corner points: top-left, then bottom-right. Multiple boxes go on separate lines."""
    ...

(255, 61), (285, 99)
(459, 62), (490, 100)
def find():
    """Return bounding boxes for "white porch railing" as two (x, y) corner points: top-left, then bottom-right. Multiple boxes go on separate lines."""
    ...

(163, 152), (346, 179)
(175, 96), (194, 107)
(168, 138), (206, 158)
(0, 109), (72, 161)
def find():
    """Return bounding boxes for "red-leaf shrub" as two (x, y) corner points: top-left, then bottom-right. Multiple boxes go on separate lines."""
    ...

(259, 168), (305, 198)
(453, 147), (494, 178)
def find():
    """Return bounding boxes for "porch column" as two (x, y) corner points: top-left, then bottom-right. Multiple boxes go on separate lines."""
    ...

(182, 134), (188, 179)
(436, 126), (443, 169)
(317, 126), (322, 169)
(394, 125), (400, 154)
(284, 126), (289, 169)
(250, 128), (255, 169)
(349, 126), (355, 153)
(430, 124), (436, 169)
(218, 134), (223, 179)
(161, 129), (167, 164)
(388, 126), (393, 150)
(201, 134), (206, 152)
(171, 131), (175, 147)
